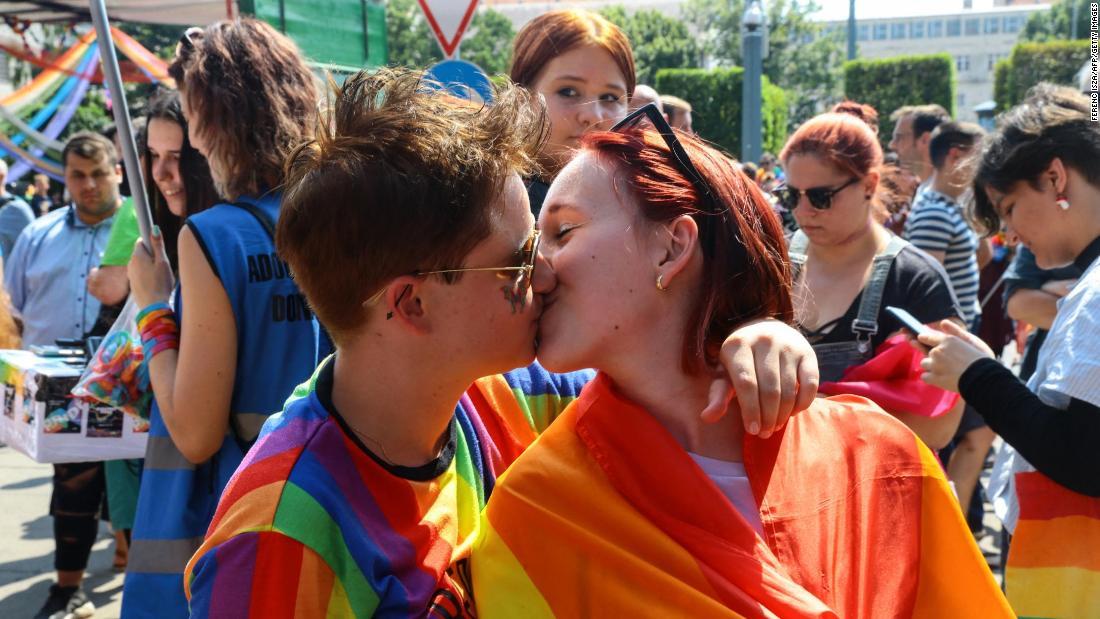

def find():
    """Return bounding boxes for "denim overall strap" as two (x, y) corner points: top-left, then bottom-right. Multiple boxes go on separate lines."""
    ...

(849, 234), (908, 351)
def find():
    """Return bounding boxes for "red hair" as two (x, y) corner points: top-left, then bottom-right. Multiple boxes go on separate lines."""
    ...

(780, 112), (883, 180)
(510, 10), (637, 99)
(581, 129), (794, 371)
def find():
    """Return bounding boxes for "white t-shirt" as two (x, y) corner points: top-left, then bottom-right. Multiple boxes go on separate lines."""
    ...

(988, 252), (1100, 533)
(688, 452), (764, 535)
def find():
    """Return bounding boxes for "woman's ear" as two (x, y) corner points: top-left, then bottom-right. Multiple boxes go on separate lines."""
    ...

(863, 169), (880, 200)
(1045, 157), (1068, 196)
(655, 214), (700, 289)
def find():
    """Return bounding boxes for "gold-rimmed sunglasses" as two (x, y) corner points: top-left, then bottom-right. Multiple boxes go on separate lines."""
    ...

(414, 229), (541, 297)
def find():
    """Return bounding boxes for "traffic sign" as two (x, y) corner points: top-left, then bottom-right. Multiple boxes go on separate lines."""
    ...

(417, 0), (481, 58)
(424, 59), (494, 104)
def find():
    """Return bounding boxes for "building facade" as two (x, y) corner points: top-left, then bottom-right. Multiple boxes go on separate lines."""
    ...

(822, 4), (1050, 121)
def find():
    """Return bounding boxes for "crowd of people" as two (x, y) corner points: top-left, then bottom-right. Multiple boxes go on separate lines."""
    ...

(0, 8), (1095, 619)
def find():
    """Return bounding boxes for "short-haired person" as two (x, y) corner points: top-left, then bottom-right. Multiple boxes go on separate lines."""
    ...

(183, 69), (819, 618)
(661, 94), (693, 132)
(776, 102), (965, 449)
(917, 84), (1100, 618)
(30, 172), (54, 216)
(631, 84), (662, 112)
(0, 159), (36, 257)
(889, 104), (950, 183)
(6, 131), (122, 619)
(902, 121), (993, 527)
(121, 19), (328, 618)
(510, 9), (635, 216)
(471, 104), (1010, 617)
(904, 121), (985, 324)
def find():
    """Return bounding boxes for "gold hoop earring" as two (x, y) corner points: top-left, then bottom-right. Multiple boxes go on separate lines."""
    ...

(656, 273), (668, 291)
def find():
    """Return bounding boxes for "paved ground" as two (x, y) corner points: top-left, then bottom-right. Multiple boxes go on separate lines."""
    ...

(0, 445), (124, 618)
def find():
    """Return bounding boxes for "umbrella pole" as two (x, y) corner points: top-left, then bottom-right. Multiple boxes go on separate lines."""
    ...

(88, 0), (153, 251)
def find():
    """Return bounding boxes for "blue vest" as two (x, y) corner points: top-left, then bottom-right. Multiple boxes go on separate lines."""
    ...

(122, 193), (332, 618)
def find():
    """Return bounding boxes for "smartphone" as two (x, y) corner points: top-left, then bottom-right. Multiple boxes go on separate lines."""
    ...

(885, 306), (931, 338)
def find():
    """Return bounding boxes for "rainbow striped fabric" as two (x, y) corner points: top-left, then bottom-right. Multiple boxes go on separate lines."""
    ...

(473, 374), (1012, 618)
(184, 356), (591, 618)
(1005, 471), (1100, 618)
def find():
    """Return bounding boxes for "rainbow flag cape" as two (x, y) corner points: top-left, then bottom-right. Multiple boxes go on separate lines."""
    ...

(473, 374), (1012, 618)
(1005, 471), (1100, 618)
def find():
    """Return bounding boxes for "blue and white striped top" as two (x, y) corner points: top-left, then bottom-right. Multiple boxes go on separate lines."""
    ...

(989, 246), (1100, 532)
(903, 187), (980, 324)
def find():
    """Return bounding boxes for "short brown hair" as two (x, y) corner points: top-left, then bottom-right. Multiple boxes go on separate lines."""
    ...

(62, 132), (118, 169)
(891, 103), (950, 139)
(169, 18), (318, 199)
(276, 69), (547, 341)
(510, 10), (636, 100)
(659, 95), (692, 114)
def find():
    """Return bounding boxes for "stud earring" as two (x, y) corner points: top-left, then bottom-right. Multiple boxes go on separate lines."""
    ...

(1056, 194), (1070, 211)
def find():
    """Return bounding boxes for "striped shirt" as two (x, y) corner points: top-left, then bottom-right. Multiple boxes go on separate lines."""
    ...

(185, 357), (593, 618)
(903, 188), (980, 324)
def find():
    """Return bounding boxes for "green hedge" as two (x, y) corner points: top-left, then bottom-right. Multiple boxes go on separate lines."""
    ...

(993, 59), (1013, 114)
(842, 54), (955, 144)
(655, 67), (788, 159)
(994, 41), (1091, 112)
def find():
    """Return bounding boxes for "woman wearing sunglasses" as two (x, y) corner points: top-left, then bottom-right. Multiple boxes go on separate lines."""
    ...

(471, 104), (1009, 617)
(776, 103), (966, 449)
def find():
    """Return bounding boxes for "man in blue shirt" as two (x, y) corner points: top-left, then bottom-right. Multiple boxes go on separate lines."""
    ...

(0, 160), (36, 258)
(5, 132), (122, 619)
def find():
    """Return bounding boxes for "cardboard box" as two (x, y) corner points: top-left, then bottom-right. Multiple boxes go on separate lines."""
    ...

(0, 350), (148, 463)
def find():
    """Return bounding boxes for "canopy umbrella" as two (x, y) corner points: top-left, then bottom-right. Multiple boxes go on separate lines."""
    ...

(0, 1), (234, 26)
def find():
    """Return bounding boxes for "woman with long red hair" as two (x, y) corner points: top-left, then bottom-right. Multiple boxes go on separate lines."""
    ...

(471, 107), (1010, 616)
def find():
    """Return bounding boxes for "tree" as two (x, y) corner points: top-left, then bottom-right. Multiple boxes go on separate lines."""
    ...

(461, 9), (517, 76)
(600, 7), (699, 85)
(386, 0), (443, 69)
(682, 0), (844, 126)
(1021, 0), (1091, 42)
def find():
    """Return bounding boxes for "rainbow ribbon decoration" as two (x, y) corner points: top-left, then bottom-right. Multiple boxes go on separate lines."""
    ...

(0, 27), (172, 181)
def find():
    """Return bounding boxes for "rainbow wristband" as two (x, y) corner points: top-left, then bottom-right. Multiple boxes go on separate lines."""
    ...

(137, 302), (180, 361)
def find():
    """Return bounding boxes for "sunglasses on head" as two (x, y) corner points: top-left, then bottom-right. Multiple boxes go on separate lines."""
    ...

(772, 177), (860, 211)
(611, 103), (721, 214)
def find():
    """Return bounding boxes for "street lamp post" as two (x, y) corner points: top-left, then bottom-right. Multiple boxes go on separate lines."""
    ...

(741, 0), (768, 164)
(847, 0), (857, 60)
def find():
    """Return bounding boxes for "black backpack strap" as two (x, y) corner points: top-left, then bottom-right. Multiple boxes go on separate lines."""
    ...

(231, 201), (276, 242)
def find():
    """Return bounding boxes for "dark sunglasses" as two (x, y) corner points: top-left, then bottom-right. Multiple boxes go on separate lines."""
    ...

(773, 177), (860, 211)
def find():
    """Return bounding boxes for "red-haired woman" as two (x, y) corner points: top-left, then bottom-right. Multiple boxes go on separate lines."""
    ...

(510, 9), (635, 215)
(777, 104), (966, 450)
(470, 108), (1010, 617)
